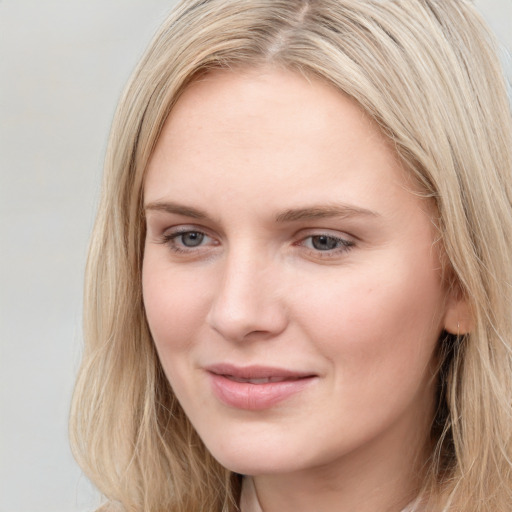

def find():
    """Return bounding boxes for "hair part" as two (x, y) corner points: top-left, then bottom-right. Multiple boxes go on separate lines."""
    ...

(70, 1), (512, 510)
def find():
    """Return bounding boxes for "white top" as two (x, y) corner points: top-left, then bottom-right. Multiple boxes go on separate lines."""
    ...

(240, 477), (422, 512)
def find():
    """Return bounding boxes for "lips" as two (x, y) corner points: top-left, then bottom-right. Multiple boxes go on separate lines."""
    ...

(206, 363), (315, 380)
(205, 364), (317, 410)
(227, 376), (296, 384)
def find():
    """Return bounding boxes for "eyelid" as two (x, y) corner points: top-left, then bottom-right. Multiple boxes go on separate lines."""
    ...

(159, 223), (215, 238)
(294, 227), (355, 243)
(145, 213), (216, 236)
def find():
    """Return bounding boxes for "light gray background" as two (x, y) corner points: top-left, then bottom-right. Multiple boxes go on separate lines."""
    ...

(0, 1), (510, 511)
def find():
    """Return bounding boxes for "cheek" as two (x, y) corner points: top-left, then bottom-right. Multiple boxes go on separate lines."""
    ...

(291, 257), (446, 379)
(142, 256), (209, 355)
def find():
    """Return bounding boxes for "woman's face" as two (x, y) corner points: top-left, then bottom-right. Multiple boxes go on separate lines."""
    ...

(142, 68), (463, 476)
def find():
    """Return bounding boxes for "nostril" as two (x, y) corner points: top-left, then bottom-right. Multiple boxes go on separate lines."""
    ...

(206, 296), (288, 342)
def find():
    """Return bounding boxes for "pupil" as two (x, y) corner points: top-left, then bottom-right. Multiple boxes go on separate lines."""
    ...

(312, 235), (338, 251)
(182, 232), (204, 247)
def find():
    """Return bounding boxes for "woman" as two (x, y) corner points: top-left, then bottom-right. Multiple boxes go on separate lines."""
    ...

(70, 1), (512, 511)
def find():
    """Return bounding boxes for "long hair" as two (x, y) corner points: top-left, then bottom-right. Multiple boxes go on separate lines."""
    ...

(70, 1), (512, 510)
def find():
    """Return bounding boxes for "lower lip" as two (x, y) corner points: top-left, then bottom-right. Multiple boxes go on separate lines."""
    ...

(208, 373), (316, 410)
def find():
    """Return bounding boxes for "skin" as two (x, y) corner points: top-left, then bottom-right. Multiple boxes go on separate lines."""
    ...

(142, 67), (466, 512)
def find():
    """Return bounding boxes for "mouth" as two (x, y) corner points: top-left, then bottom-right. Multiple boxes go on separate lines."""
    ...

(225, 375), (305, 384)
(205, 364), (317, 410)
(206, 363), (316, 382)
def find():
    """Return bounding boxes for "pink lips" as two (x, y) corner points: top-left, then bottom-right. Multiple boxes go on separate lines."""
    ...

(206, 364), (317, 410)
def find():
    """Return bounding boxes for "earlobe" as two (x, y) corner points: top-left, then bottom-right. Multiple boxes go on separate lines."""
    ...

(443, 292), (473, 335)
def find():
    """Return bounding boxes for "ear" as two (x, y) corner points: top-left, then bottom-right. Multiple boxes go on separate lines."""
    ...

(443, 289), (473, 335)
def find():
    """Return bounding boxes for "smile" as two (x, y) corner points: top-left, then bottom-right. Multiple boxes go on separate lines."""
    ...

(205, 364), (317, 410)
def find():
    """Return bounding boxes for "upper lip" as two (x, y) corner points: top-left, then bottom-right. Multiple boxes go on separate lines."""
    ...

(205, 363), (316, 380)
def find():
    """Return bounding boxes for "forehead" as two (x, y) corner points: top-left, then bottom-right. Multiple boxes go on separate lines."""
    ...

(144, 66), (426, 220)
(159, 67), (385, 151)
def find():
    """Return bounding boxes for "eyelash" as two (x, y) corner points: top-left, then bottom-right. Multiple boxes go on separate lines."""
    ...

(158, 228), (355, 258)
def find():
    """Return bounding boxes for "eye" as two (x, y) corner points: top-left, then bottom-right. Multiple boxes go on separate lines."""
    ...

(159, 228), (218, 254)
(176, 231), (205, 247)
(309, 235), (346, 251)
(298, 233), (355, 256)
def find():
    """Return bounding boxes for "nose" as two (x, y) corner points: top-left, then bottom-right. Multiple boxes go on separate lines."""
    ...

(206, 248), (288, 342)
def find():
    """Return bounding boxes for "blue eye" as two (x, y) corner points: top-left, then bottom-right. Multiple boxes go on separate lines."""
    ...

(310, 235), (343, 251)
(160, 229), (214, 253)
(177, 231), (205, 247)
(299, 234), (354, 256)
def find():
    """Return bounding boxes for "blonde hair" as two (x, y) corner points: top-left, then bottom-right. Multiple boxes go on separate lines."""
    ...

(70, 1), (512, 510)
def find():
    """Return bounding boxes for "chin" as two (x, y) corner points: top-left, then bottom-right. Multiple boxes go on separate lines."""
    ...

(201, 430), (319, 476)
(213, 451), (303, 476)
(205, 439), (304, 475)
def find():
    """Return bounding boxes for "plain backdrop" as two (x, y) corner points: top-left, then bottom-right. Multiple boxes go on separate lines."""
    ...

(0, 1), (510, 511)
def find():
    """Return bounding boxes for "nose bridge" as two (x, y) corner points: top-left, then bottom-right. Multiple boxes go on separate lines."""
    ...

(207, 242), (287, 341)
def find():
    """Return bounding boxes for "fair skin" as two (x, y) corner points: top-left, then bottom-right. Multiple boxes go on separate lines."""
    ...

(142, 67), (465, 512)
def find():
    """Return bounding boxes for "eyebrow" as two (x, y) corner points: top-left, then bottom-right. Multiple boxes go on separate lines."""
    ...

(144, 201), (208, 219)
(144, 201), (379, 222)
(275, 204), (379, 222)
